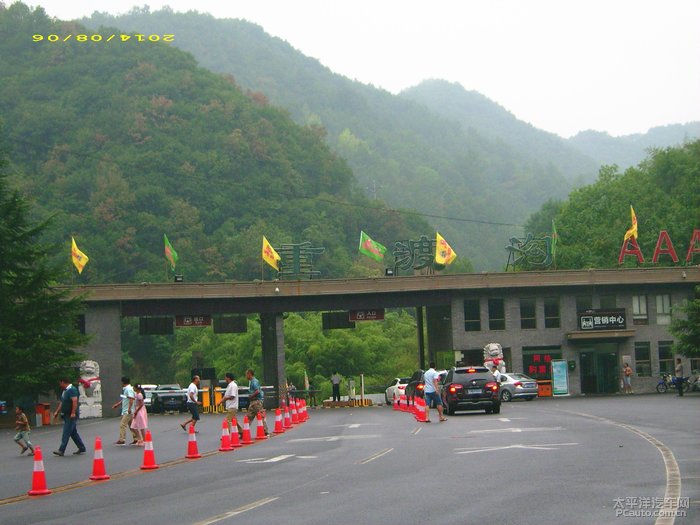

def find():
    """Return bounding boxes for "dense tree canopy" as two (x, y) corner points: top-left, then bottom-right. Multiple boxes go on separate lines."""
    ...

(0, 149), (87, 400)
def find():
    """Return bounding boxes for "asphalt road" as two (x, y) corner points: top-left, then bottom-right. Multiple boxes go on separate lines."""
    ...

(0, 394), (697, 525)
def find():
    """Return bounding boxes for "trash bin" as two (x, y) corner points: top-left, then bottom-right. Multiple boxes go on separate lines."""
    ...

(41, 403), (51, 426)
(537, 380), (553, 397)
(0, 400), (6, 414)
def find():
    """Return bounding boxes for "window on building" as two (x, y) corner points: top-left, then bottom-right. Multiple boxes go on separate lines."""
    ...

(634, 341), (651, 377)
(459, 349), (483, 367)
(656, 294), (672, 325)
(690, 358), (700, 374)
(576, 295), (593, 313)
(600, 295), (617, 309)
(463, 299), (481, 332)
(544, 297), (560, 328)
(488, 298), (505, 330)
(658, 341), (674, 374)
(520, 298), (537, 329)
(632, 295), (648, 325)
(522, 347), (562, 380)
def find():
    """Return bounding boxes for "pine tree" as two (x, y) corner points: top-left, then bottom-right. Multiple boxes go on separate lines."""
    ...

(0, 150), (87, 400)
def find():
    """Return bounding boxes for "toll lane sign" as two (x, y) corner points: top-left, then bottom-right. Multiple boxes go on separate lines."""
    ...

(349, 309), (385, 321)
(175, 315), (211, 327)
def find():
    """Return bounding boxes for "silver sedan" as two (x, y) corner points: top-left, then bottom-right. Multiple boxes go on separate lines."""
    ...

(499, 373), (538, 402)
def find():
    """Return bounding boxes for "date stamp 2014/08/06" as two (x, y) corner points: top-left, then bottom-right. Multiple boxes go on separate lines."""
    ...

(33, 33), (174, 43)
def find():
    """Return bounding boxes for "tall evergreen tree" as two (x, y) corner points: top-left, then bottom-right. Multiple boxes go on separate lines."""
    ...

(670, 287), (700, 359)
(0, 147), (87, 400)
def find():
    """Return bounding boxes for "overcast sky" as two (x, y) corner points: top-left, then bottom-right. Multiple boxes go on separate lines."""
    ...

(26, 0), (700, 138)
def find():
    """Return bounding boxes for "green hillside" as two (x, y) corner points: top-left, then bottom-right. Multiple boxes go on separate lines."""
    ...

(0, 3), (429, 283)
(82, 7), (583, 270)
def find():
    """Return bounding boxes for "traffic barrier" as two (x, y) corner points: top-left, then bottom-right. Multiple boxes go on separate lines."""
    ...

(89, 436), (110, 481)
(255, 412), (267, 440)
(140, 430), (159, 470)
(273, 408), (285, 434)
(291, 400), (299, 425)
(241, 416), (254, 445)
(219, 419), (234, 452)
(283, 404), (292, 429)
(27, 446), (51, 496)
(185, 424), (201, 459)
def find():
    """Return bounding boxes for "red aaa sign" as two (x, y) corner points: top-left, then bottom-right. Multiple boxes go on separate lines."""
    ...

(619, 229), (700, 264)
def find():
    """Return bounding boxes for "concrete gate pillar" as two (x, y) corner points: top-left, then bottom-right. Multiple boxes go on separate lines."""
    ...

(260, 313), (286, 409)
(82, 302), (122, 418)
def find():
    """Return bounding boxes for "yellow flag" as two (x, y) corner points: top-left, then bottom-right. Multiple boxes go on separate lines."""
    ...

(71, 237), (89, 274)
(623, 205), (638, 241)
(435, 232), (457, 265)
(262, 236), (281, 270)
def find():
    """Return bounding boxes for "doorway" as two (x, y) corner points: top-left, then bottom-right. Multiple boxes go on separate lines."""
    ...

(579, 343), (619, 394)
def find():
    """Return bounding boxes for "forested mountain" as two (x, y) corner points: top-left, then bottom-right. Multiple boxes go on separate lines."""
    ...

(568, 123), (700, 169)
(525, 141), (700, 269)
(0, 3), (429, 284)
(400, 80), (600, 185)
(82, 7), (581, 270)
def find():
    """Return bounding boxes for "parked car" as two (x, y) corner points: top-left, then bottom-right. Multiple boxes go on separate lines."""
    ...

(385, 377), (411, 404)
(441, 366), (501, 415)
(499, 373), (538, 402)
(405, 369), (447, 404)
(150, 384), (187, 413)
(141, 384), (157, 412)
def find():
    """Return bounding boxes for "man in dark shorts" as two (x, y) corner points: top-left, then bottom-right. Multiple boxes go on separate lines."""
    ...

(181, 375), (201, 431)
(424, 362), (447, 423)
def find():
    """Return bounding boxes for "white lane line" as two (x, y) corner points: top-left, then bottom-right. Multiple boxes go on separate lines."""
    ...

(330, 423), (379, 428)
(193, 497), (279, 525)
(498, 418), (511, 422)
(562, 410), (682, 525)
(468, 426), (564, 434)
(297, 455), (318, 459)
(237, 454), (294, 464)
(455, 443), (579, 454)
(357, 448), (394, 464)
(411, 426), (422, 435)
(287, 434), (380, 443)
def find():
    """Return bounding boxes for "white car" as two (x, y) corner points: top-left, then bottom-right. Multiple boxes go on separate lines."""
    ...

(385, 377), (411, 404)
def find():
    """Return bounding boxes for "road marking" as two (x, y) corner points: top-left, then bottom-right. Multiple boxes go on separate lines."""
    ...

(287, 434), (380, 443)
(193, 497), (279, 525)
(357, 448), (394, 464)
(238, 454), (295, 464)
(331, 423), (379, 428)
(498, 418), (511, 422)
(455, 443), (579, 454)
(297, 455), (318, 459)
(411, 426), (422, 435)
(468, 426), (564, 434)
(561, 410), (681, 525)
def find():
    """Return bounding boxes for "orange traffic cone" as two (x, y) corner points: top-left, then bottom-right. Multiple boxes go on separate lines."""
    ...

(241, 415), (254, 445)
(392, 393), (398, 410)
(219, 419), (234, 452)
(299, 400), (307, 422)
(229, 422), (243, 448)
(27, 446), (51, 496)
(283, 404), (292, 429)
(140, 430), (159, 470)
(185, 424), (201, 459)
(399, 395), (407, 412)
(89, 436), (110, 481)
(255, 412), (268, 440)
(273, 408), (285, 434)
(291, 400), (299, 425)
(415, 398), (427, 422)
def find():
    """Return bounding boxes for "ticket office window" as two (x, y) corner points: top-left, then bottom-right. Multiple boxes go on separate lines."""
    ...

(522, 348), (562, 380)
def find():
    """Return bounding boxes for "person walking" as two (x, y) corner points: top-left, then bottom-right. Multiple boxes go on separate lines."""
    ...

(246, 369), (268, 436)
(14, 405), (34, 456)
(622, 363), (633, 394)
(675, 358), (685, 397)
(217, 373), (243, 437)
(111, 376), (137, 445)
(424, 362), (447, 423)
(130, 385), (149, 445)
(181, 375), (201, 431)
(52, 377), (87, 456)
(331, 371), (341, 403)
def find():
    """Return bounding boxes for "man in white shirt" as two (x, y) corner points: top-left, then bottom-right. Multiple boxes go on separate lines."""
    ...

(111, 376), (137, 445)
(218, 372), (243, 437)
(423, 362), (447, 423)
(491, 366), (502, 383)
(180, 375), (201, 431)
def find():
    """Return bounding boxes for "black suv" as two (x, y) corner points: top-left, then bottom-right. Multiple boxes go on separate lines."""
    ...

(441, 366), (501, 415)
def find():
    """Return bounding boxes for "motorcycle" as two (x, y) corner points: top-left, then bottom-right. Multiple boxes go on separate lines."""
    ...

(656, 373), (689, 393)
